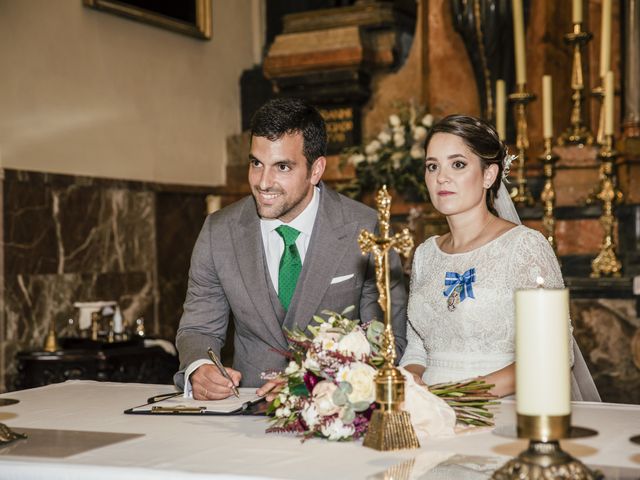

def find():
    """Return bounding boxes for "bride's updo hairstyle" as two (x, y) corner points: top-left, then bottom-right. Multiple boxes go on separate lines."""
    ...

(424, 114), (507, 216)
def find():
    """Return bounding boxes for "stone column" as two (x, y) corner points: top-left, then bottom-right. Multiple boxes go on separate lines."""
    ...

(624, 0), (640, 137)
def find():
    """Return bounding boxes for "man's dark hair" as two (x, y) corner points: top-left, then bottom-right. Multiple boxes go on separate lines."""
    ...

(250, 97), (327, 167)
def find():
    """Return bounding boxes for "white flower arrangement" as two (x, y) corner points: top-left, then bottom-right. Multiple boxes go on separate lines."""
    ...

(340, 104), (434, 202)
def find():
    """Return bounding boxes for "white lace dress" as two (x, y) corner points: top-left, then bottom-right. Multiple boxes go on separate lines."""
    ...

(400, 225), (573, 385)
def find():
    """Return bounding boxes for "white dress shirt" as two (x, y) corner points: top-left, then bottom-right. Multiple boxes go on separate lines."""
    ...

(183, 187), (320, 397)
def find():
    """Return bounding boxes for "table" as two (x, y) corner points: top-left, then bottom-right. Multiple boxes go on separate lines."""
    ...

(0, 381), (639, 480)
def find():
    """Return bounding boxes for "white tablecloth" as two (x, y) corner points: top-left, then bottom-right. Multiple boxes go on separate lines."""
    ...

(0, 381), (639, 480)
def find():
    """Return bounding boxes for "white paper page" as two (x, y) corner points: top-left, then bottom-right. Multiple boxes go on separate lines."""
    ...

(131, 388), (262, 414)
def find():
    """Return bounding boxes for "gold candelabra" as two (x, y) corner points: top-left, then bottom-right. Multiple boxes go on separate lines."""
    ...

(359, 186), (419, 451)
(538, 138), (559, 253)
(591, 135), (623, 277)
(558, 22), (594, 146)
(508, 84), (536, 205)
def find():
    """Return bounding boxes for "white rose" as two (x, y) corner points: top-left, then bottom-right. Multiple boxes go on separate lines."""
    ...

(336, 362), (376, 406)
(413, 125), (427, 141)
(421, 113), (434, 127)
(336, 328), (371, 358)
(301, 403), (320, 428)
(366, 154), (379, 164)
(348, 153), (365, 166)
(391, 152), (403, 170)
(410, 144), (424, 159)
(320, 417), (355, 440)
(389, 114), (401, 127)
(393, 132), (405, 147)
(377, 131), (392, 144)
(364, 139), (381, 155)
(313, 329), (341, 351)
(284, 361), (300, 376)
(303, 351), (320, 371)
(312, 381), (340, 416)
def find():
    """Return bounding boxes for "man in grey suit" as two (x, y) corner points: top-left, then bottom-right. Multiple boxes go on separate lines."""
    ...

(174, 98), (407, 400)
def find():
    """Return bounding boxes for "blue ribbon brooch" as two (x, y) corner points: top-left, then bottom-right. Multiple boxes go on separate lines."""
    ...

(443, 268), (476, 312)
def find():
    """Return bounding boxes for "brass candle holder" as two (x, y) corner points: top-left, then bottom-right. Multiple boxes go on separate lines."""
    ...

(359, 186), (419, 451)
(538, 138), (559, 253)
(43, 317), (60, 353)
(508, 85), (536, 205)
(0, 398), (27, 446)
(591, 135), (623, 277)
(492, 419), (601, 479)
(558, 22), (594, 146)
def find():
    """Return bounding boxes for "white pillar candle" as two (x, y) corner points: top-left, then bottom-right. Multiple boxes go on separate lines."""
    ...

(600, 0), (612, 78)
(516, 286), (571, 416)
(512, 0), (527, 85)
(542, 75), (553, 139)
(572, 0), (583, 23)
(604, 70), (615, 136)
(496, 79), (506, 140)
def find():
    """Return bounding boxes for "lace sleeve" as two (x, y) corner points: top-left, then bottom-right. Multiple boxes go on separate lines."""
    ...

(399, 244), (428, 368)
(510, 229), (575, 366)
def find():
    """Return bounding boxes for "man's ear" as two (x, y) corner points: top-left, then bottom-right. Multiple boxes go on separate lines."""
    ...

(310, 156), (326, 185)
(484, 163), (499, 187)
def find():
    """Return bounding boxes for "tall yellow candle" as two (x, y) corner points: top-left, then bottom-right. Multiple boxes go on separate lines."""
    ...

(604, 70), (615, 136)
(572, 0), (583, 23)
(600, 0), (612, 78)
(516, 286), (571, 416)
(512, 0), (527, 85)
(542, 75), (553, 139)
(496, 79), (506, 140)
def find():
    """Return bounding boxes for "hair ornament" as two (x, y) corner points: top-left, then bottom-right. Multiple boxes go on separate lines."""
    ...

(502, 150), (517, 182)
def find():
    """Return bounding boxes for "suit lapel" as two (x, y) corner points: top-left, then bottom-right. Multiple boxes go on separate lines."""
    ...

(232, 199), (288, 350)
(284, 187), (354, 332)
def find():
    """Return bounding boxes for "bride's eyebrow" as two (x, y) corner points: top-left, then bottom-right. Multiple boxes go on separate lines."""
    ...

(425, 153), (467, 161)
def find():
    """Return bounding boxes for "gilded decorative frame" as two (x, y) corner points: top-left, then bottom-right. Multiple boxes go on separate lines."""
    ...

(83, 0), (212, 40)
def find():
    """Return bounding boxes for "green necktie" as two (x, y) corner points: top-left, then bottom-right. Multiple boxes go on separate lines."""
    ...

(275, 225), (302, 311)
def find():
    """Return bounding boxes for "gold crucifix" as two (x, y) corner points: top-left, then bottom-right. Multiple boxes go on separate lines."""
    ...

(359, 185), (419, 451)
(358, 186), (413, 363)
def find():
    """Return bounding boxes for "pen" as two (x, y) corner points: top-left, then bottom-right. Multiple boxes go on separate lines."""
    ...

(207, 348), (240, 398)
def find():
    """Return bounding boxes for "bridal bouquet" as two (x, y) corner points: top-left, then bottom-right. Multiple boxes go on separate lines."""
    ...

(266, 307), (384, 441)
(266, 308), (498, 442)
(339, 104), (434, 202)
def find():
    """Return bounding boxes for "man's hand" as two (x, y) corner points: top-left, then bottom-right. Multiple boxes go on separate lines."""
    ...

(191, 364), (242, 400)
(256, 377), (287, 402)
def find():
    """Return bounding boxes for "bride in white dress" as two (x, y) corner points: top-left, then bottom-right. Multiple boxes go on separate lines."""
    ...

(400, 115), (600, 401)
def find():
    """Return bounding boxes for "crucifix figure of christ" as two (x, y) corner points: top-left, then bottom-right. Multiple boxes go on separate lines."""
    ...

(358, 185), (413, 365)
(359, 185), (419, 451)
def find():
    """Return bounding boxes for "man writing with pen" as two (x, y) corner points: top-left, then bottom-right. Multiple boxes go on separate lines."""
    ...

(173, 98), (407, 401)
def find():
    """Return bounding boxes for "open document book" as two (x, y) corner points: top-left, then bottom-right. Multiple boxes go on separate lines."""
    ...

(124, 388), (265, 415)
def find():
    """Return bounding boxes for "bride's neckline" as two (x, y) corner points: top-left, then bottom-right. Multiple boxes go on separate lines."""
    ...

(432, 224), (524, 256)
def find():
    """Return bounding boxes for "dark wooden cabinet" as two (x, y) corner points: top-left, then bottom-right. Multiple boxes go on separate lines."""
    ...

(15, 338), (178, 390)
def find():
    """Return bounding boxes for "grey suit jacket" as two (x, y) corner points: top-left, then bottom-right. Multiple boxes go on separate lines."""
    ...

(174, 184), (408, 388)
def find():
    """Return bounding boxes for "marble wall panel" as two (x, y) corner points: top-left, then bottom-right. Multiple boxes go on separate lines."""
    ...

(571, 298), (640, 404)
(3, 271), (154, 390)
(155, 191), (208, 341)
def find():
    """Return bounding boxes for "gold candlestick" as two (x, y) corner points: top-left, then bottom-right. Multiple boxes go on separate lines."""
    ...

(359, 186), (419, 451)
(538, 138), (559, 253)
(558, 22), (594, 146)
(591, 135), (623, 277)
(508, 84), (535, 205)
(43, 317), (60, 353)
